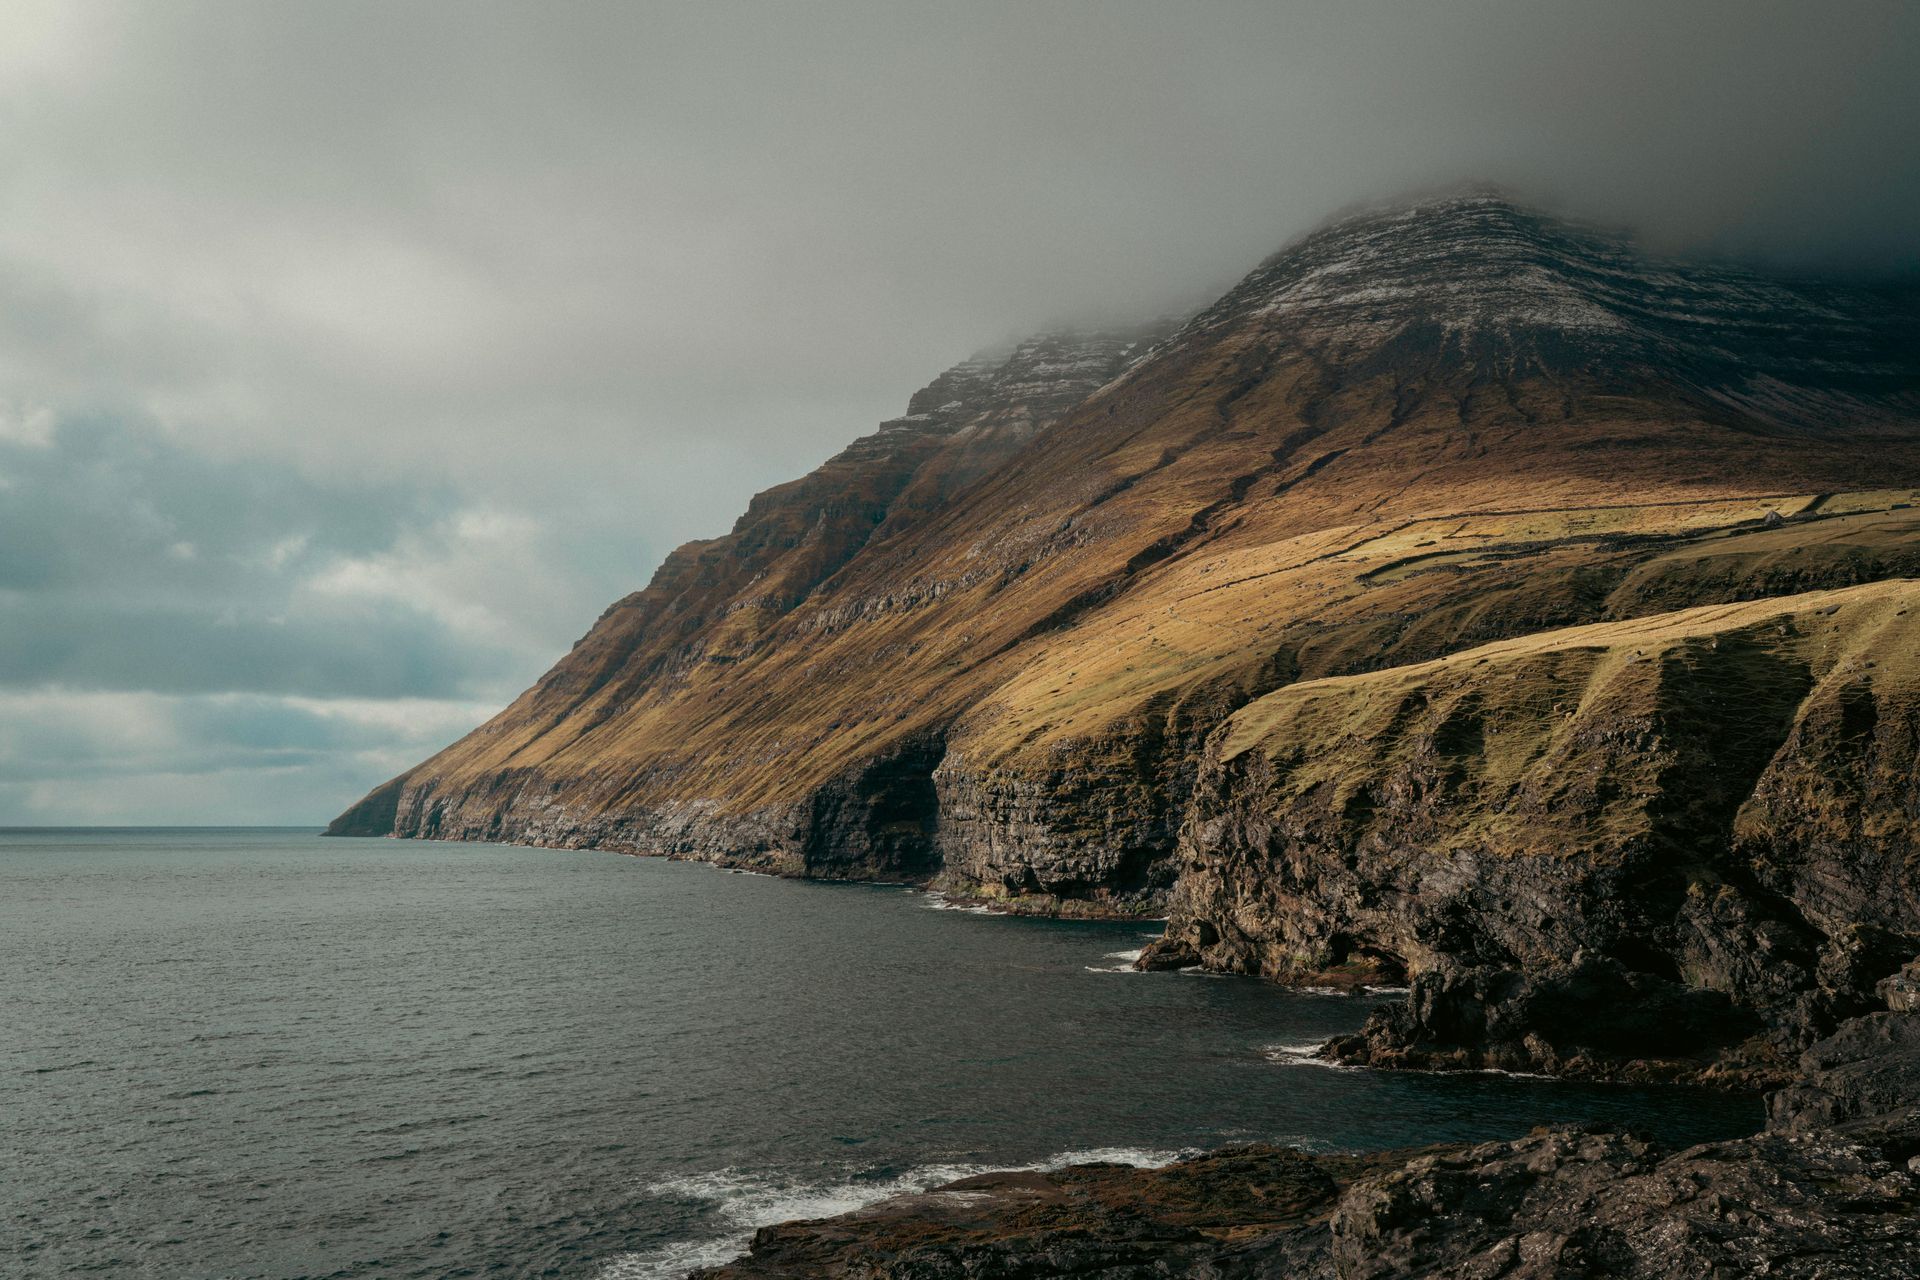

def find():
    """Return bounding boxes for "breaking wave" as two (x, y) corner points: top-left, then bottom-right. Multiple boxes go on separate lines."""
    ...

(1084, 946), (1146, 973)
(1261, 1040), (1353, 1070)
(596, 1147), (1191, 1279)
(917, 890), (995, 914)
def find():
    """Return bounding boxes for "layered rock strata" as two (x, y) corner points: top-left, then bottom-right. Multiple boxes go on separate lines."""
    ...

(1143, 581), (1920, 1082)
(333, 196), (1920, 931)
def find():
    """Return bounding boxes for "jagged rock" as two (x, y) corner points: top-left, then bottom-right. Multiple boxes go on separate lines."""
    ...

(1768, 1013), (1920, 1148)
(1324, 1125), (1920, 1279)
(690, 1145), (1376, 1280)
(1879, 959), (1920, 1012)
(696, 1120), (1920, 1278)
(698, 1013), (1920, 1278)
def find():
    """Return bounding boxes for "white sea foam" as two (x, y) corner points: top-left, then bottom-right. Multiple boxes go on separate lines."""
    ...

(919, 891), (994, 915)
(1363, 985), (1412, 996)
(1083, 946), (1146, 974)
(1261, 1041), (1353, 1070)
(597, 1147), (1191, 1279)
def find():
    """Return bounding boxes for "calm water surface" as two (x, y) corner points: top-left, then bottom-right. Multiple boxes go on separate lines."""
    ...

(2, 828), (1759, 1278)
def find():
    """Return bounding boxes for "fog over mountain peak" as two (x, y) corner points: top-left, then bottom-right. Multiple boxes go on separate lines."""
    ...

(1, 1), (1916, 820)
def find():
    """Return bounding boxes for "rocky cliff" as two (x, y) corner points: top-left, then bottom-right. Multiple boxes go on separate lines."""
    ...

(333, 195), (1920, 937)
(330, 191), (1920, 1276)
(1145, 580), (1920, 1083)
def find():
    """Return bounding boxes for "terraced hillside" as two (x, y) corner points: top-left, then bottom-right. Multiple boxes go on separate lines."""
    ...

(332, 193), (1920, 941)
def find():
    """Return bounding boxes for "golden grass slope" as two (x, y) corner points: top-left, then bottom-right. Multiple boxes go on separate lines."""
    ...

(332, 198), (1920, 899)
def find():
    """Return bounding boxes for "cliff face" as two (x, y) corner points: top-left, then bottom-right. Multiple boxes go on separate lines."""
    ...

(327, 322), (1178, 869)
(332, 193), (1920, 940)
(1147, 581), (1920, 1079)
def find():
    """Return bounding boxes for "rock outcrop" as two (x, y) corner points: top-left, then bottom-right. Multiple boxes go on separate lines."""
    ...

(1147, 582), (1920, 1080)
(697, 1010), (1920, 1279)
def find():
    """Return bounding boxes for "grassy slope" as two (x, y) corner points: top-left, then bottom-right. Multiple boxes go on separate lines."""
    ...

(352, 316), (1920, 860)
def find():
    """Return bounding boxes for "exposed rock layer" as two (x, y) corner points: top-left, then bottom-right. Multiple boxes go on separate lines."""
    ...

(332, 197), (1920, 927)
(1148, 582), (1920, 1081)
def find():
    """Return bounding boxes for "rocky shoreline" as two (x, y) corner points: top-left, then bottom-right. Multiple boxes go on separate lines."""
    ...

(695, 1007), (1920, 1278)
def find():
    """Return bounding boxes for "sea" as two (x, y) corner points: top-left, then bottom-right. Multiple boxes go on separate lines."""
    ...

(2, 828), (1761, 1278)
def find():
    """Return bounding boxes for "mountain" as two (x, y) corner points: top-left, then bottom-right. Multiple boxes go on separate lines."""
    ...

(335, 191), (1920, 1074)
(331, 189), (1920, 1273)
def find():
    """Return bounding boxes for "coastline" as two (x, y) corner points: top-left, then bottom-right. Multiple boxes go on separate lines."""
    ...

(690, 1009), (1920, 1278)
(343, 831), (1920, 1275)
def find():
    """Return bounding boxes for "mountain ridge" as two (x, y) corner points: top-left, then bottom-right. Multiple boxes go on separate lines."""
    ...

(332, 195), (1920, 909)
(325, 192), (1920, 1166)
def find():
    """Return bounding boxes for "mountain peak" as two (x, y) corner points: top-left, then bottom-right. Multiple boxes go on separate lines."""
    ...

(1172, 191), (1918, 392)
(1186, 192), (1650, 345)
(896, 321), (1176, 431)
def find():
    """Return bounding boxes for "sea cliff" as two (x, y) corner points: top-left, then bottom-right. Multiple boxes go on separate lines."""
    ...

(331, 194), (1920, 1272)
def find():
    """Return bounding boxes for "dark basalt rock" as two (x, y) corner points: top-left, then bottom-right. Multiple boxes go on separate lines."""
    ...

(697, 1017), (1920, 1278)
(1879, 958), (1920, 1013)
(1324, 1123), (1920, 1279)
(1768, 1013), (1920, 1155)
(1325, 956), (1765, 1082)
(691, 1145), (1378, 1280)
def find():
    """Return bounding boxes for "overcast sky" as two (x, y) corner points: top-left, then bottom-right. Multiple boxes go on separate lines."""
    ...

(3, 1), (1916, 823)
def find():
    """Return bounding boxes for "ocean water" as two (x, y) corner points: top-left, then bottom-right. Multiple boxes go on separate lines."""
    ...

(3, 828), (1760, 1279)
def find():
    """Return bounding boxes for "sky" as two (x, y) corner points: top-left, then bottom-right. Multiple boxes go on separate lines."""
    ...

(3, 1), (1916, 824)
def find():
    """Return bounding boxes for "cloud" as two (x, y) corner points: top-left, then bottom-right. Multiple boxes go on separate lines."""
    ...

(0, 1), (1914, 821)
(0, 688), (495, 824)
(0, 410), (586, 820)
(0, 413), (536, 696)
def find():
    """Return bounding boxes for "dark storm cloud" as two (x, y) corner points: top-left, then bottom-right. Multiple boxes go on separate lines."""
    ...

(2, 0), (1914, 819)
(0, 415), (528, 698)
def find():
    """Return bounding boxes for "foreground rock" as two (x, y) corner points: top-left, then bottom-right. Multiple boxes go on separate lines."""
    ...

(693, 1146), (1394, 1280)
(698, 1013), (1920, 1279)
